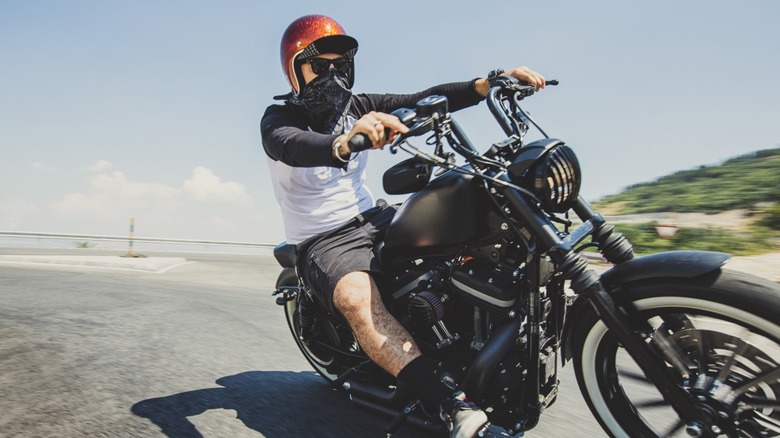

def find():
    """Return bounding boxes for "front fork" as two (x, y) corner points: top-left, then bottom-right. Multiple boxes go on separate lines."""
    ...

(502, 188), (714, 434)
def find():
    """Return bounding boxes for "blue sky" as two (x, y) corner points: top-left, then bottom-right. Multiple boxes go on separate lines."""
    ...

(1, 1), (778, 244)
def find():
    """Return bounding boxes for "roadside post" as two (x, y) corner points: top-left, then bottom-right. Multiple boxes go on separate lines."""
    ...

(122, 218), (146, 258)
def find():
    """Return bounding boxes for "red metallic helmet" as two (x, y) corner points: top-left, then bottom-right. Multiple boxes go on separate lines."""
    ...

(280, 14), (358, 94)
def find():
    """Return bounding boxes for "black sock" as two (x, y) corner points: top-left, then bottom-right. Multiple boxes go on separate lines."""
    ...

(396, 356), (455, 406)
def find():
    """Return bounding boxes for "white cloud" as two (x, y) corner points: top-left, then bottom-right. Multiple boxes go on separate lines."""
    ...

(0, 201), (38, 229)
(88, 171), (180, 200)
(30, 162), (54, 171)
(87, 160), (113, 173)
(43, 164), (271, 241)
(182, 166), (254, 206)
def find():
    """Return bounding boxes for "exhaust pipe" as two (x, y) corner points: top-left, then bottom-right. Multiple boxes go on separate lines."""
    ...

(344, 379), (445, 435)
(343, 379), (410, 408)
(461, 315), (521, 400)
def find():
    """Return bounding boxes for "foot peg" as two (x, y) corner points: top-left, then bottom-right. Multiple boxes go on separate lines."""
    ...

(332, 359), (372, 389)
(385, 399), (421, 437)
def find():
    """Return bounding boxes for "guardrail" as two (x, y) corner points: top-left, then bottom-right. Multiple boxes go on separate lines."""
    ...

(0, 231), (276, 249)
(1, 231), (609, 261)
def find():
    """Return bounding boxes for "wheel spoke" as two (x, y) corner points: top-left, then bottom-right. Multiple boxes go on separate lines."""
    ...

(653, 325), (694, 378)
(634, 399), (669, 408)
(619, 368), (649, 383)
(726, 368), (780, 403)
(662, 418), (685, 437)
(734, 367), (780, 396)
(743, 395), (780, 409)
(748, 412), (780, 433)
(687, 325), (708, 376)
(714, 334), (752, 386)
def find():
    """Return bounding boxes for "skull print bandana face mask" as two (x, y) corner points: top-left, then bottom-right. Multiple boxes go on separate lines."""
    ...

(291, 68), (353, 134)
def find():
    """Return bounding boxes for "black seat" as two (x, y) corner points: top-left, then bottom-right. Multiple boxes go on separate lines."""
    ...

(273, 242), (297, 268)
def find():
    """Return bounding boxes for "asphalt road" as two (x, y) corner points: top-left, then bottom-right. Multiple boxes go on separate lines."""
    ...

(0, 248), (607, 437)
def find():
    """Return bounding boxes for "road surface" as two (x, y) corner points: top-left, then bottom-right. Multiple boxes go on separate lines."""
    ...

(3, 247), (716, 437)
(13, 248), (777, 437)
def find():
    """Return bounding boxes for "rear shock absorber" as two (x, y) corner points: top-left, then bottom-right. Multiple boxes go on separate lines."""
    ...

(298, 294), (315, 339)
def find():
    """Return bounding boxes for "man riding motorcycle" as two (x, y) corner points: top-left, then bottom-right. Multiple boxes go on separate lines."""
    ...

(261, 14), (546, 437)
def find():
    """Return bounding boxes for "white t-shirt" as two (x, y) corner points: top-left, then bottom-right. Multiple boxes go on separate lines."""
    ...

(266, 117), (375, 244)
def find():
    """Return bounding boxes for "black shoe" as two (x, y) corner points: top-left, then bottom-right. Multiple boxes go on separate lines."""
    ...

(440, 392), (517, 438)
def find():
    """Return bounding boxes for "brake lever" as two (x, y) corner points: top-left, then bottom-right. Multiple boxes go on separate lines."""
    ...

(493, 76), (559, 95)
(388, 134), (405, 154)
(389, 118), (435, 154)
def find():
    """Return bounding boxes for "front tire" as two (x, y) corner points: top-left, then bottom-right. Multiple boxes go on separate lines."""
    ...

(572, 269), (780, 438)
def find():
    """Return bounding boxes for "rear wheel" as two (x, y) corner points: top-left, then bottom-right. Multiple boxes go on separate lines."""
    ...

(572, 269), (780, 437)
(283, 286), (343, 383)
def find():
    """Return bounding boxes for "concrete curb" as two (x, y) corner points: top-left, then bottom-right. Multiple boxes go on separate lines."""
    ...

(0, 255), (191, 273)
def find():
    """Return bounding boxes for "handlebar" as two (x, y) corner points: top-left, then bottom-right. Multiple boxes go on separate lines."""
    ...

(348, 77), (558, 153)
(347, 134), (372, 152)
(347, 106), (425, 153)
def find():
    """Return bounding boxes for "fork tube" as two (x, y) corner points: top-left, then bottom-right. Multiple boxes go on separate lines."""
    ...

(499, 180), (563, 250)
(572, 196), (598, 222)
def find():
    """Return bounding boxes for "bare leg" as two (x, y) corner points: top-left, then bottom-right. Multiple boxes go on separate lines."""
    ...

(333, 271), (421, 377)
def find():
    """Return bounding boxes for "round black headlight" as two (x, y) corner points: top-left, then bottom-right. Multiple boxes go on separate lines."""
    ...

(532, 144), (581, 212)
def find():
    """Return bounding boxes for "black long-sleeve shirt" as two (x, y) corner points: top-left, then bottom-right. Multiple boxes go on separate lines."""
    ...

(260, 80), (484, 168)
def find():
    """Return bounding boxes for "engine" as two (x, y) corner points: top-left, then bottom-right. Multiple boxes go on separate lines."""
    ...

(390, 253), (564, 423)
(391, 253), (525, 352)
(450, 259), (521, 317)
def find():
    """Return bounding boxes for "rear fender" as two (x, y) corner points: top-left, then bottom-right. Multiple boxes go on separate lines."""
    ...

(275, 267), (298, 289)
(560, 250), (730, 364)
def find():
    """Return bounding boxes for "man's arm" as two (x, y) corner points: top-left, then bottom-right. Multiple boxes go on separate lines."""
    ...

(261, 104), (345, 168)
(353, 66), (547, 115)
(354, 80), (485, 115)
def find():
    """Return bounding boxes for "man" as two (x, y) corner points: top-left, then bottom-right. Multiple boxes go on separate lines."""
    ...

(261, 14), (546, 438)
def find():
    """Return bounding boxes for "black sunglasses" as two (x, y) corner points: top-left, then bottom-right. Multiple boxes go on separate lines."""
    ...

(303, 57), (353, 76)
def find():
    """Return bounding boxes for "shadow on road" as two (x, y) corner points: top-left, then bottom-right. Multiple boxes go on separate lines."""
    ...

(131, 370), (427, 438)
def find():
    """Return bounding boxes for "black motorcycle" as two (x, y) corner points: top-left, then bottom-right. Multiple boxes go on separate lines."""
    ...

(272, 77), (780, 437)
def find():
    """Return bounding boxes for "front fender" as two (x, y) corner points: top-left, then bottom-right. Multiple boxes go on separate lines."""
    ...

(560, 250), (730, 365)
(599, 250), (730, 288)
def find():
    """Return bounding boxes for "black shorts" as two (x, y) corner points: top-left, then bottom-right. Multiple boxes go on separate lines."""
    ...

(296, 205), (397, 312)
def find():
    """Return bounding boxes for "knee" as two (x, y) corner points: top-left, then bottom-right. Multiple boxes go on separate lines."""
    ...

(333, 272), (372, 317)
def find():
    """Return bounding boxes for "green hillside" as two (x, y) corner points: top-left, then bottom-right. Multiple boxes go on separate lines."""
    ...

(595, 147), (780, 214)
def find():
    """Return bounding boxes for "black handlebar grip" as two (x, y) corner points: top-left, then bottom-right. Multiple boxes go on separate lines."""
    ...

(546, 80), (559, 86)
(347, 133), (372, 152)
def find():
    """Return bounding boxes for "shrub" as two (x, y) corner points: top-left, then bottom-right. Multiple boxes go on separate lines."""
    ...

(758, 204), (780, 230)
(611, 222), (772, 256)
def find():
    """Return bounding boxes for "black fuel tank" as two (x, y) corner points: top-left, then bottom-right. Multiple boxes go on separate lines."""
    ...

(383, 168), (489, 260)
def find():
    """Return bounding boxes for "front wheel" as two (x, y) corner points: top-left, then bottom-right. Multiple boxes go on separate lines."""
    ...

(571, 269), (780, 438)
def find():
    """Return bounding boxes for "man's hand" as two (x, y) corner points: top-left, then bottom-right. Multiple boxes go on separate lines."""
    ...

(347, 111), (410, 150)
(474, 66), (547, 96)
(504, 66), (546, 91)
